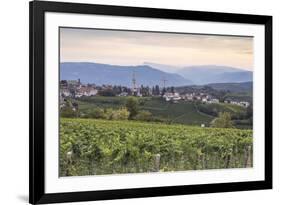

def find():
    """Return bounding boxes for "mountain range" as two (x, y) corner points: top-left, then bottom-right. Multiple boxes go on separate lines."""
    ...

(143, 62), (181, 73)
(177, 65), (252, 85)
(60, 62), (192, 87)
(60, 62), (253, 86)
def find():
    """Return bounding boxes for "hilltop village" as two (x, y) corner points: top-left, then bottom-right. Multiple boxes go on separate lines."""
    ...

(60, 78), (250, 108)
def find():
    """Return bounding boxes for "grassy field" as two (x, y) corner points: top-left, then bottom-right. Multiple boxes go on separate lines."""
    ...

(60, 118), (253, 176)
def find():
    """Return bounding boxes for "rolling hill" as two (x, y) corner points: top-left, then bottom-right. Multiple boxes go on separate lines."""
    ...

(207, 82), (253, 93)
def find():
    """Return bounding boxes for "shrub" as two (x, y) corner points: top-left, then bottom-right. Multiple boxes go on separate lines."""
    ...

(211, 112), (234, 128)
(60, 107), (77, 118)
(104, 108), (114, 120)
(88, 108), (106, 119)
(111, 108), (130, 120)
(135, 110), (153, 121)
(125, 97), (139, 119)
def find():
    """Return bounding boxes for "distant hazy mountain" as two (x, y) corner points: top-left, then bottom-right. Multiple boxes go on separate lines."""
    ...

(178, 65), (252, 84)
(60, 62), (193, 87)
(143, 62), (181, 73)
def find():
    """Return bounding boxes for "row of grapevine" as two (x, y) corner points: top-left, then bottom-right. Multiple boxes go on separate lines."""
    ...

(59, 118), (253, 176)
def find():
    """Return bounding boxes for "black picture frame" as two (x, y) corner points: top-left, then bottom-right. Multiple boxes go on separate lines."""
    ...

(29, 0), (272, 204)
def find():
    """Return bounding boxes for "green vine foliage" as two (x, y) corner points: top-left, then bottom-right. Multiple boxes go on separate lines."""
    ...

(60, 118), (253, 176)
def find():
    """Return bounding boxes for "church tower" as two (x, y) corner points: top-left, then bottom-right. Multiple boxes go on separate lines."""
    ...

(132, 71), (137, 96)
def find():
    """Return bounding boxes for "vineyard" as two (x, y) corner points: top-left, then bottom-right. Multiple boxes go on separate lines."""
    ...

(60, 118), (253, 176)
(76, 96), (214, 126)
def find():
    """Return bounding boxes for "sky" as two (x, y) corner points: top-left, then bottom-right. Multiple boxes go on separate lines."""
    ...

(60, 27), (253, 71)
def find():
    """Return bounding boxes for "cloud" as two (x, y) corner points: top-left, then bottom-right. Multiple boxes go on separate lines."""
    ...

(60, 27), (253, 70)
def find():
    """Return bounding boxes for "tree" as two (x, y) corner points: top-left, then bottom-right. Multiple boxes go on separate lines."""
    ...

(211, 112), (234, 128)
(145, 86), (150, 96)
(246, 103), (253, 118)
(155, 85), (160, 96)
(140, 85), (150, 96)
(152, 86), (155, 95)
(140, 85), (144, 96)
(125, 97), (139, 119)
(161, 87), (166, 96)
(171, 86), (175, 93)
(98, 89), (115, 96)
(113, 85), (122, 95)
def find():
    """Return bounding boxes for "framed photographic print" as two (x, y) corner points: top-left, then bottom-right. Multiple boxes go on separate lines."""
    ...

(29, 0), (272, 204)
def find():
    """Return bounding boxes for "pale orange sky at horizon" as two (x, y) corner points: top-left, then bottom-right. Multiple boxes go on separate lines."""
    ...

(60, 27), (254, 71)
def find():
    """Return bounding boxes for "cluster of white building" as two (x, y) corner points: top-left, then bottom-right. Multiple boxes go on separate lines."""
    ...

(163, 92), (250, 107)
(163, 92), (219, 104)
(163, 92), (181, 102)
(60, 86), (98, 98)
(224, 100), (250, 107)
(75, 86), (98, 97)
(60, 79), (98, 98)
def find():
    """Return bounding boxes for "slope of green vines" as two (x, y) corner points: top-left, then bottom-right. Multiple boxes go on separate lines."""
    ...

(60, 118), (253, 176)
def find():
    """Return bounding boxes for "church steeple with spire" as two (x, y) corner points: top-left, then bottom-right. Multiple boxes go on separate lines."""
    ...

(132, 70), (137, 96)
